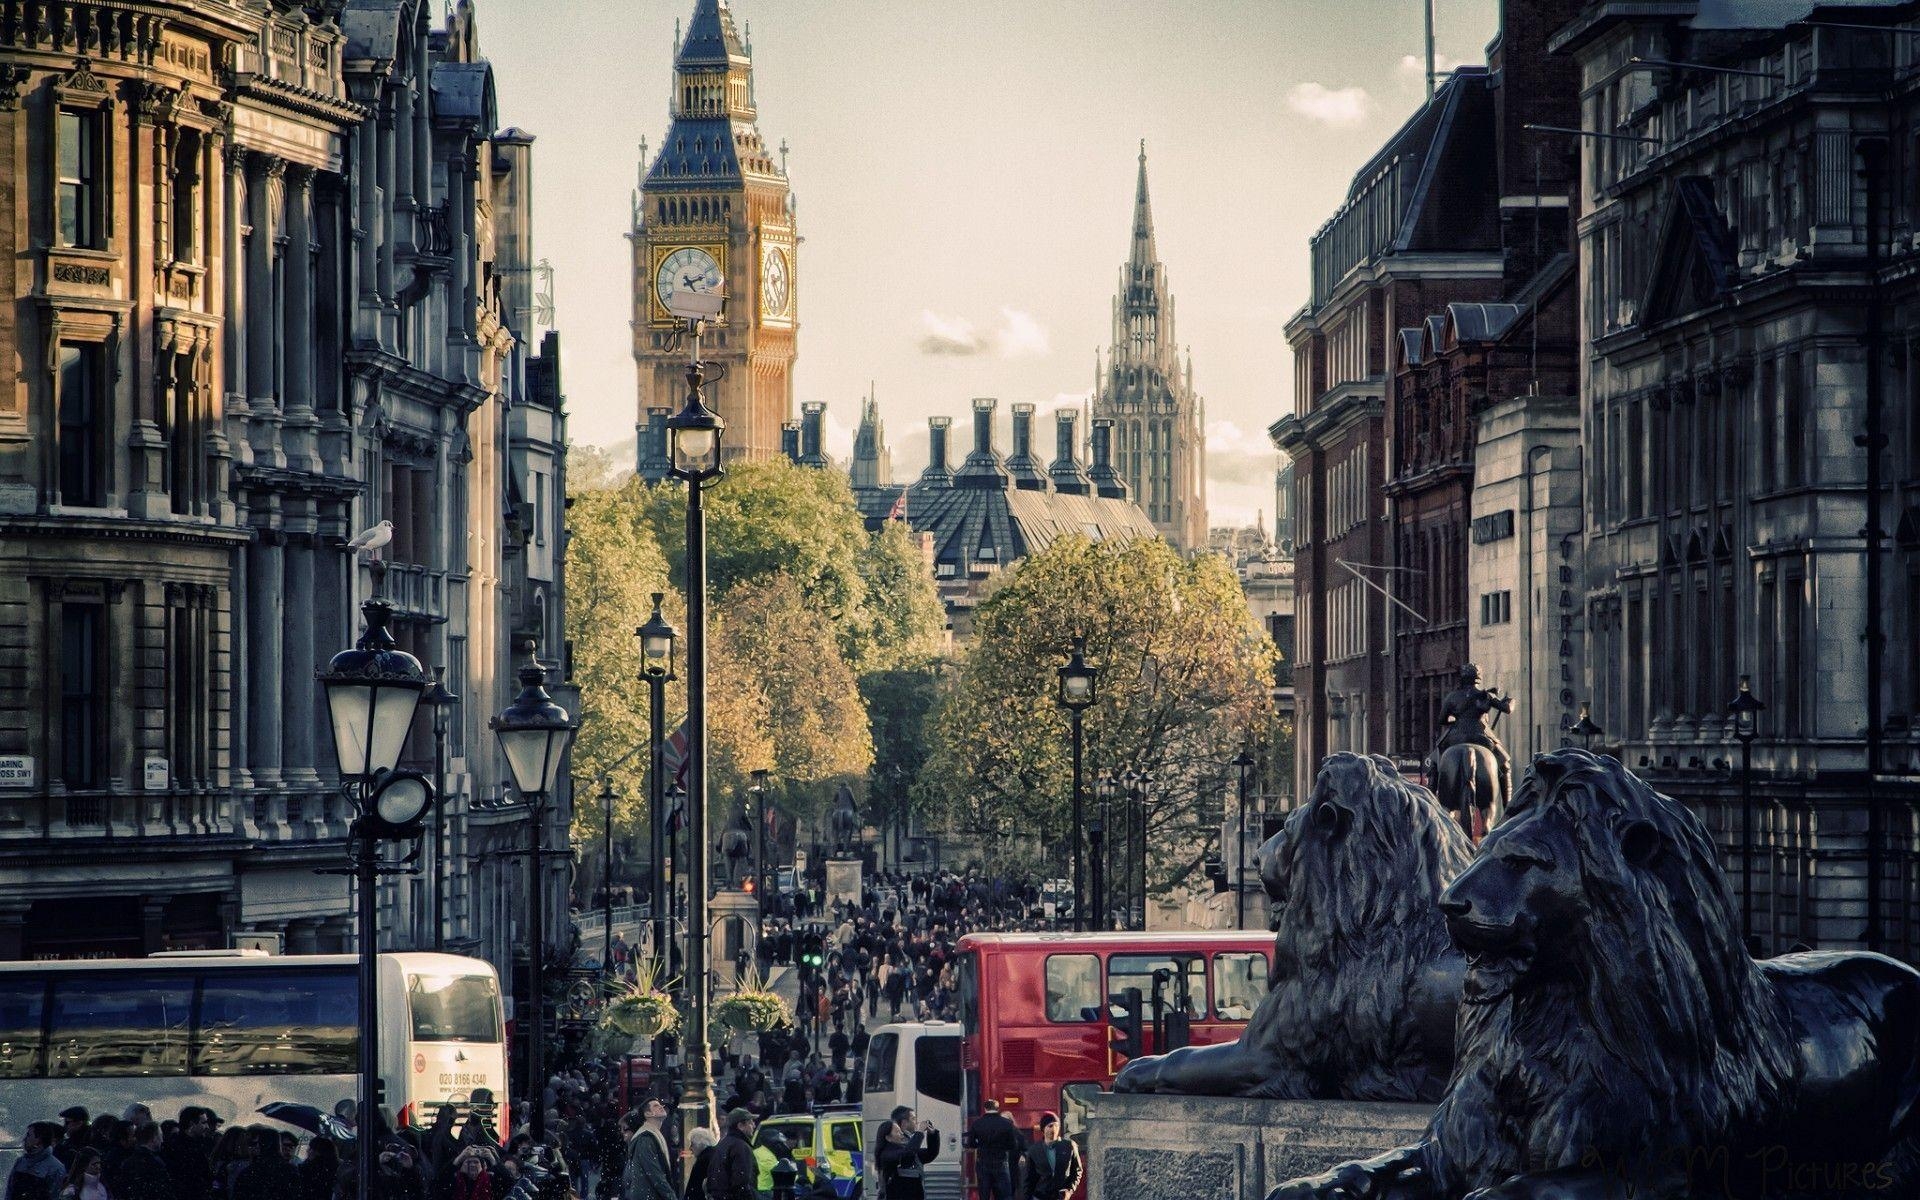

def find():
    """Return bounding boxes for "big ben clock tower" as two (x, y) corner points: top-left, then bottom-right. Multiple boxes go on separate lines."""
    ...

(632, 0), (796, 465)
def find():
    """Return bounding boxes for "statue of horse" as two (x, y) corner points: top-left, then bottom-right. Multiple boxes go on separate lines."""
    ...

(1432, 742), (1502, 843)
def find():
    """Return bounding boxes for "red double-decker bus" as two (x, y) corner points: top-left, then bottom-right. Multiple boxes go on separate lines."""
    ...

(951, 931), (1271, 1195)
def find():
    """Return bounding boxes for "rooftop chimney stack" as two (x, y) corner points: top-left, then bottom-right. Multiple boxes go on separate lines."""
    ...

(638, 406), (673, 482)
(780, 419), (802, 463)
(921, 416), (954, 488)
(957, 397), (1010, 490)
(1050, 410), (1092, 496)
(1089, 418), (1128, 500)
(1004, 403), (1050, 491)
(800, 402), (828, 468)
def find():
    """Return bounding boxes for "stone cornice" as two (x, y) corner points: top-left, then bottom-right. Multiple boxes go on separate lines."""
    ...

(0, 514), (252, 545)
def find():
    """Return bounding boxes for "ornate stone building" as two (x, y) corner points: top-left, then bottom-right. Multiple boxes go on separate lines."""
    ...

(0, 0), (569, 976)
(1555, 0), (1920, 958)
(631, 0), (795, 466)
(1094, 145), (1206, 552)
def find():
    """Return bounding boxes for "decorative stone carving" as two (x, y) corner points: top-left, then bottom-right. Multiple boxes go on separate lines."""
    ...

(1272, 749), (1920, 1200)
(1116, 754), (1471, 1102)
(58, 57), (107, 94)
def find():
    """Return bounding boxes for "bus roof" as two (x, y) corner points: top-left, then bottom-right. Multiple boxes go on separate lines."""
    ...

(0, 952), (496, 973)
(956, 931), (1270, 948)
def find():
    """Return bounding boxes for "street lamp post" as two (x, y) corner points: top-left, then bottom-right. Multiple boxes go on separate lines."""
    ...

(637, 594), (677, 969)
(424, 669), (459, 952)
(1729, 675), (1766, 952)
(749, 768), (770, 931)
(1056, 636), (1098, 932)
(1571, 702), (1603, 753)
(318, 600), (434, 1200)
(1118, 770), (1142, 931)
(665, 781), (687, 980)
(600, 780), (617, 975)
(1232, 751), (1256, 931)
(1092, 775), (1114, 932)
(490, 650), (578, 1146)
(666, 317), (726, 1144)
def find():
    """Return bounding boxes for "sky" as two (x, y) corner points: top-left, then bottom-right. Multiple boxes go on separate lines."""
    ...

(478, 0), (1501, 527)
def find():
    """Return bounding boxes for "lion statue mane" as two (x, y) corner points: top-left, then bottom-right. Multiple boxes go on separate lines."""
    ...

(1115, 752), (1474, 1102)
(1275, 748), (1920, 1200)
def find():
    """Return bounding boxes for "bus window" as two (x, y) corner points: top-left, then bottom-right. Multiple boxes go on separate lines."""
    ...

(0, 977), (44, 1078)
(1213, 953), (1268, 1021)
(409, 974), (501, 1042)
(195, 969), (358, 1075)
(955, 953), (978, 1034)
(865, 1032), (898, 1093)
(49, 973), (190, 1077)
(914, 1036), (961, 1107)
(1044, 954), (1099, 1023)
(1107, 954), (1205, 1018)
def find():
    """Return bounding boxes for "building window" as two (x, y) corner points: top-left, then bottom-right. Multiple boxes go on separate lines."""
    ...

(170, 130), (201, 264)
(446, 637), (467, 758)
(1782, 352), (1805, 486)
(1479, 591), (1512, 626)
(1783, 572), (1805, 735)
(57, 109), (106, 249)
(57, 342), (107, 507)
(60, 603), (107, 788)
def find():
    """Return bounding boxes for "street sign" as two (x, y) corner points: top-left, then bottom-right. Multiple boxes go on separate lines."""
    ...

(0, 756), (34, 788)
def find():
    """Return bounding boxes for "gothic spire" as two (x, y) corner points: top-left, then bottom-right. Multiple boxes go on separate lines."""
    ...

(1131, 139), (1157, 269)
(676, 0), (746, 67)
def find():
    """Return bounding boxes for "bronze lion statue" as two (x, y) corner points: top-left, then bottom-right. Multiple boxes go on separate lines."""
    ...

(1274, 749), (1920, 1200)
(1115, 752), (1473, 1101)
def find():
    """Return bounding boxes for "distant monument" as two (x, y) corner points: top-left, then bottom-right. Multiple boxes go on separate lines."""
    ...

(1428, 663), (1510, 842)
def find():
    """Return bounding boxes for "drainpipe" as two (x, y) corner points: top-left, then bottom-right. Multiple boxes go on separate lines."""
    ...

(1859, 137), (1888, 952)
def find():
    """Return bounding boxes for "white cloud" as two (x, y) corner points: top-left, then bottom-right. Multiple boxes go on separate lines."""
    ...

(1285, 82), (1372, 128)
(918, 310), (986, 356)
(1398, 52), (1466, 87)
(1206, 418), (1277, 487)
(916, 307), (1051, 358)
(996, 307), (1051, 358)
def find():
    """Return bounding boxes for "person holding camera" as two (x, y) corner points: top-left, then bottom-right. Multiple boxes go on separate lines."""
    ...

(874, 1108), (939, 1200)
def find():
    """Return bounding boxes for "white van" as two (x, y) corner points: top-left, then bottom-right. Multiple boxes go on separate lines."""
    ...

(861, 1020), (963, 1200)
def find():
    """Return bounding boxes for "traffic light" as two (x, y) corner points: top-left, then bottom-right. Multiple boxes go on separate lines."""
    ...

(799, 929), (825, 970)
(1108, 987), (1143, 1060)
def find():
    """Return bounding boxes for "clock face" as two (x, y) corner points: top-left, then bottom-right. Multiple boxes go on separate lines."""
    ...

(655, 247), (723, 314)
(762, 246), (790, 318)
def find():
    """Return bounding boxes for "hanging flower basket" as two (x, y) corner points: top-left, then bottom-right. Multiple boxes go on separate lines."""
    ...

(712, 967), (793, 1034)
(601, 959), (681, 1040)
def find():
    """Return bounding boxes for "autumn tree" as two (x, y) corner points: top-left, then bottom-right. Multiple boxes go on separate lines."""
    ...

(915, 535), (1276, 894)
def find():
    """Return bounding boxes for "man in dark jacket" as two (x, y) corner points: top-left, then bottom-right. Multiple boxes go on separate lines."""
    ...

(113, 1123), (179, 1200)
(1016, 1115), (1080, 1200)
(966, 1100), (1024, 1200)
(163, 1108), (215, 1200)
(5, 1124), (67, 1200)
(704, 1110), (756, 1200)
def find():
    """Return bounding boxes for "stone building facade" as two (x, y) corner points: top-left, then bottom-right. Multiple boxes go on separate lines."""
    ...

(0, 0), (569, 974)
(1094, 146), (1207, 552)
(1271, 67), (1506, 800)
(630, 0), (795, 466)
(1555, 0), (1920, 958)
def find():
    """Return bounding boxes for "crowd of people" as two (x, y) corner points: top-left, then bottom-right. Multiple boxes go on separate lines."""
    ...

(0, 1099), (574, 1200)
(9, 868), (1083, 1200)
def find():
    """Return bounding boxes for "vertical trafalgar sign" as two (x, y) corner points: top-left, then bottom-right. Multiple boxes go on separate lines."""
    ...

(825, 858), (863, 910)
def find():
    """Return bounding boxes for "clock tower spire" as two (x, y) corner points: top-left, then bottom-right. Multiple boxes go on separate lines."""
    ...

(1094, 142), (1207, 550)
(632, 0), (797, 465)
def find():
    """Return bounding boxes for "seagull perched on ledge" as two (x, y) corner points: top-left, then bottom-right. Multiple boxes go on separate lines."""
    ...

(344, 520), (393, 556)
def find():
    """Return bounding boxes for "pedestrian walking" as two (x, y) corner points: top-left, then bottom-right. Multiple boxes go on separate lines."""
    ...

(621, 1101), (676, 1200)
(1015, 1115), (1080, 1200)
(873, 1109), (938, 1200)
(965, 1101), (1022, 1200)
(704, 1110), (756, 1200)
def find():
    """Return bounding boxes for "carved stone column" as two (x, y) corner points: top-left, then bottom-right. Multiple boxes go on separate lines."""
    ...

(245, 524), (285, 789)
(281, 165), (320, 473)
(281, 522), (319, 788)
(245, 153), (285, 469)
(222, 141), (253, 467)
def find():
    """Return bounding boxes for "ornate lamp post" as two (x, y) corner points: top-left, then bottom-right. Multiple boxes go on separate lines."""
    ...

(599, 780), (617, 975)
(1728, 675), (1766, 950)
(1092, 774), (1115, 932)
(1231, 750), (1257, 931)
(1118, 770), (1144, 930)
(749, 768), (770, 923)
(1571, 702), (1603, 752)
(1056, 635), (1098, 931)
(318, 599), (434, 1200)
(423, 668), (459, 952)
(489, 650), (578, 1145)
(666, 320), (726, 1142)
(637, 594), (677, 966)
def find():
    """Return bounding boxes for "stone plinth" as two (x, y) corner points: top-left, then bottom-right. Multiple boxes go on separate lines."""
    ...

(1086, 1092), (1431, 1200)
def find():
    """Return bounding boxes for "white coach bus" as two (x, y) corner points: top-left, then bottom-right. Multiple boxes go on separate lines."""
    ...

(0, 951), (505, 1167)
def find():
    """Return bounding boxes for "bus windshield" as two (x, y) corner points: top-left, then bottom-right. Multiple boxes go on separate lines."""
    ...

(408, 974), (501, 1043)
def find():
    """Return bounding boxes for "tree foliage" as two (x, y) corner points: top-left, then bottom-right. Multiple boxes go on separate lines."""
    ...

(915, 535), (1278, 893)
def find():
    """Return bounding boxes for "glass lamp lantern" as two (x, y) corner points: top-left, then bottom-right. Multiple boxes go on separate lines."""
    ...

(491, 657), (578, 797)
(319, 600), (428, 783)
(1056, 634), (1098, 712)
(638, 592), (678, 680)
(667, 395), (725, 482)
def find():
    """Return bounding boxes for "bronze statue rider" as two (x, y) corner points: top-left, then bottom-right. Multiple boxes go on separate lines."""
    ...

(1433, 663), (1512, 806)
